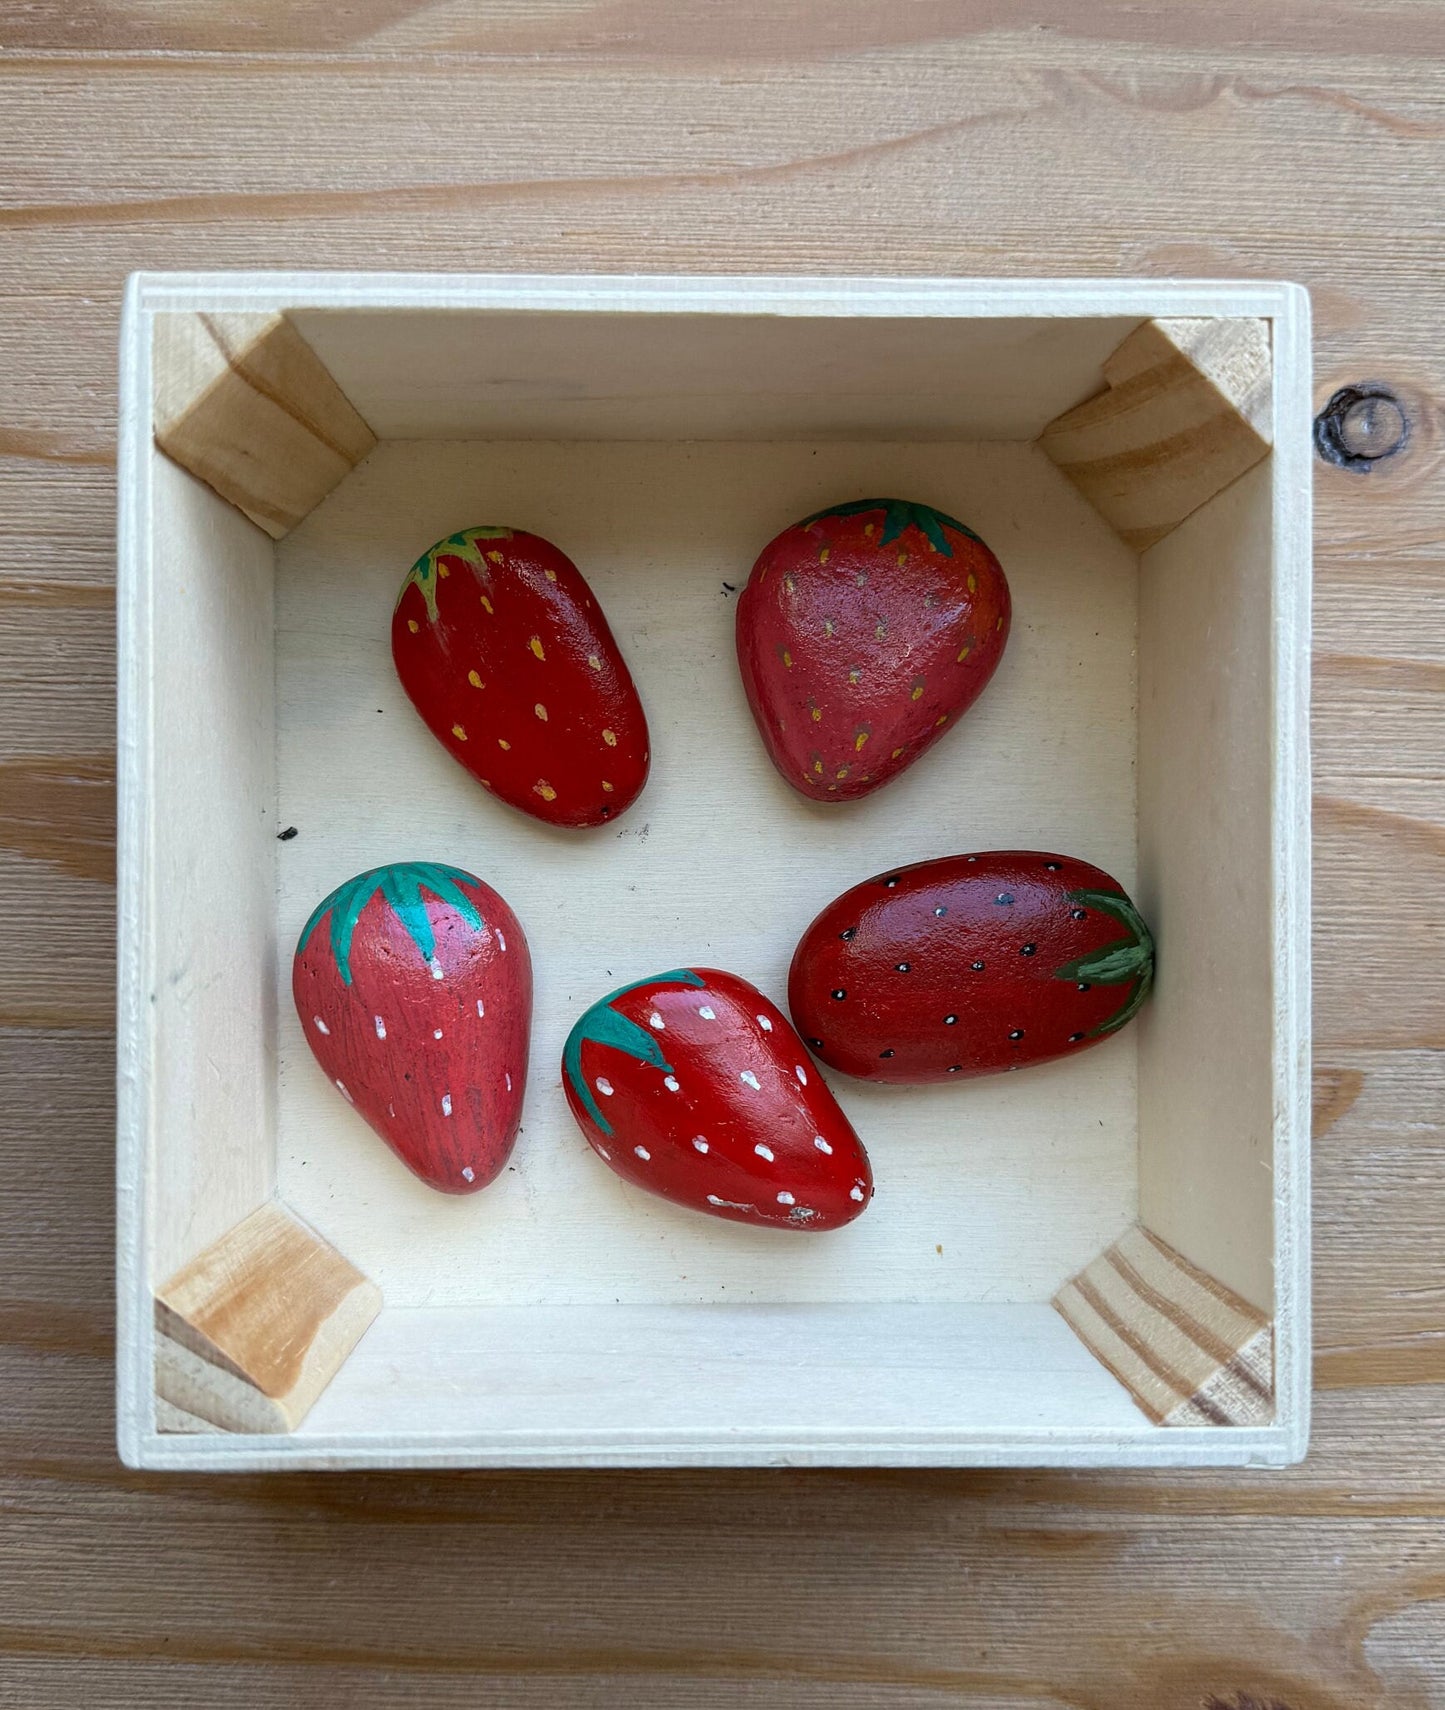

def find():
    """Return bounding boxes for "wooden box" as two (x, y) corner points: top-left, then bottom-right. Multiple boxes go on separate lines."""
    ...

(117, 274), (1311, 1470)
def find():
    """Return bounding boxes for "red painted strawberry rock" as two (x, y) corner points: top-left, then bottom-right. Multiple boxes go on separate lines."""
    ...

(392, 526), (649, 829)
(562, 968), (873, 1231)
(292, 861), (532, 1193)
(788, 852), (1155, 1082)
(735, 498), (1011, 803)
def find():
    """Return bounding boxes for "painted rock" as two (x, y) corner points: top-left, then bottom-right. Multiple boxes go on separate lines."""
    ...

(735, 497), (1010, 803)
(392, 526), (649, 828)
(789, 852), (1155, 1082)
(292, 861), (532, 1193)
(561, 968), (873, 1231)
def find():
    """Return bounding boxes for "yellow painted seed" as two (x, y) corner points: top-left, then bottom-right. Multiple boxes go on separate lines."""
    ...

(407, 618), (419, 633)
(602, 780), (614, 793)
(848, 668), (862, 685)
(529, 636), (546, 660)
(819, 547), (830, 563)
(827, 783), (838, 792)
(782, 650), (793, 669)
(967, 573), (977, 593)
(957, 645), (971, 663)
(835, 767), (848, 780)
(437, 563), (450, 578)
(936, 714), (948, 726)
(452, 724), (467, 741)
(997, 615), (1005, 629)
(813, 760), (824, 775)
(891, 747), (904, 759)
(480, 595), (494, 614)
(864, 523), (875, 537)
(897, 551), (908, 566)
(534, 703), (548, 721)
(823, 619), (836, 637)
(588, 653), (602, 671)
(911, 684), (924, 701)
(498, 738), (511, 751)
(534, 780), (557, 802)
(544, 567), (558, 582)
(875, 621), (887, 640)
(784, 575), (796, 594)
(468, 670), (483, 688)
(602, 728), (617, 747)
(854, 731), (869, 751)
(487, 550), (503, 565)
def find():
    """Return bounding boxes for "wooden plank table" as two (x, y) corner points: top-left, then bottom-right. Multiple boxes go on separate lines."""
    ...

(2, 6), (1441, 1703)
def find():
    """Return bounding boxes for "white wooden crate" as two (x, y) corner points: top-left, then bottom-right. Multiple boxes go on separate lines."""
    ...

(117, 274), (1311, 1469)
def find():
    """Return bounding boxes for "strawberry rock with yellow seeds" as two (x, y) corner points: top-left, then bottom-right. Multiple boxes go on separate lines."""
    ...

(392, 526), (650, 829)
(735, 498), (1011, 803)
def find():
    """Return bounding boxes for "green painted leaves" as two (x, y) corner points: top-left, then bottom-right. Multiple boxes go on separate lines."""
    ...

(398, 526), (516, 622)
(799, 498), (983, 557)
(298, 861), (484, 986)
(1055, 889), (1156, 1038)
(563, 969), (706, 1135)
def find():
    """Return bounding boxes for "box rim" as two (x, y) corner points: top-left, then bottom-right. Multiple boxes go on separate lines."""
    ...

(116, 273), (1312, 1469)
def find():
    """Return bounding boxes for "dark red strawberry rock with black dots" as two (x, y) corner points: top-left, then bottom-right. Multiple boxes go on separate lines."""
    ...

(788, 853), (1155, 1082)
(735, 498), (1010, 803)
(562, 968), (873, 1231)
(392, 526), (649, 829)
(293, 861), (532, 1193)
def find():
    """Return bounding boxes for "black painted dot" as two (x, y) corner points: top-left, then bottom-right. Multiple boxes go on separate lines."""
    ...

(944, 1014), (957, 1025)
(831, 988), (847, 1000)
(1077, 982), (1091, 992)
(883, 875), (901, 888)
(1068, 1032), (1084, 1043)
(807, 1038), (824, 1049)
(995, 892), (1014, 906)
(1044, 861), (1062, 871)
(879, 1049), (895, 1059)
(1020, 943), (1037, 956)
(1008, 1029), (1024, 1041)
(1070, 909), (1086, 920)
(971, 961), (985, 972)
(839, 927), (857, 941)
(895, 962), (911, 972)
(934, 905), (947, 916)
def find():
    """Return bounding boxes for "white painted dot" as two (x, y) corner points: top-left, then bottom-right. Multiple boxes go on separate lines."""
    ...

(754, 1143), (774, 1161)
(649, 1011), (665, 1030)
(373, 1015), (387, 1039)
(429, 957), (444, 981)
(313, 1016), (330, 1035)
(497, 930), (507, 952)
(740, 1070), (761, 1091)
(597, 1146), (610, 1161)
(777, 1191), (796, 1206)
(476, 998), (486, 1018)
(814, 1136), (833, 1154)
(596, 1077), (614, 1097)
(505, 1072), (512, 1092)
(664, 1075), (680, 1092)
(441, 1093), (452, 1116)
(794, 1063), (808, 1086)
(387, 1102), (395, 1118)
(692, 1136), (709, 1153)
(334, 1079), (353, 1104)
(698, 1005), (716, 1021)
(707, 1193), (755, 1211)
(461, 1165), (475, 1182)
(634, 1145), (651, 1161)
(757, 1014), (773, 1032)
(850, 1184), (865, 1202)
(433, 1027), (443, 1040)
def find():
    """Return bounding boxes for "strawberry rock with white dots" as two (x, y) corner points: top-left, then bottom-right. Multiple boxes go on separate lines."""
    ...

(292, 862), (532, 1193)
(788, 852), (1155, 1082)
(392, 526), (649, 829)
(561, 968), (873, 1231)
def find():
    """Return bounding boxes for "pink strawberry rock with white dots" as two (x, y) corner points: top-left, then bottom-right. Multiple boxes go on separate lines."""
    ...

(562, 968), (873, 1231)
(789, 851), (1155, 1082)
(293, 862), (531, 1193)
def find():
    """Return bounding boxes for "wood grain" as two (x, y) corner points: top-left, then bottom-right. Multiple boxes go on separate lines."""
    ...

(2, 3), (1443, 1704)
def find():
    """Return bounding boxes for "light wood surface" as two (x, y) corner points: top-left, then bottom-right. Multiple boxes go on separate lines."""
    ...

(153, 311), (376, 535)
(154, 1200), (382, 1433)
(2, 3), (1442, 1703)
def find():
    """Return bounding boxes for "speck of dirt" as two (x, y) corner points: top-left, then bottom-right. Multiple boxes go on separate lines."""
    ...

(722, 582), (736, 594)
(277, 826), (298, 841)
